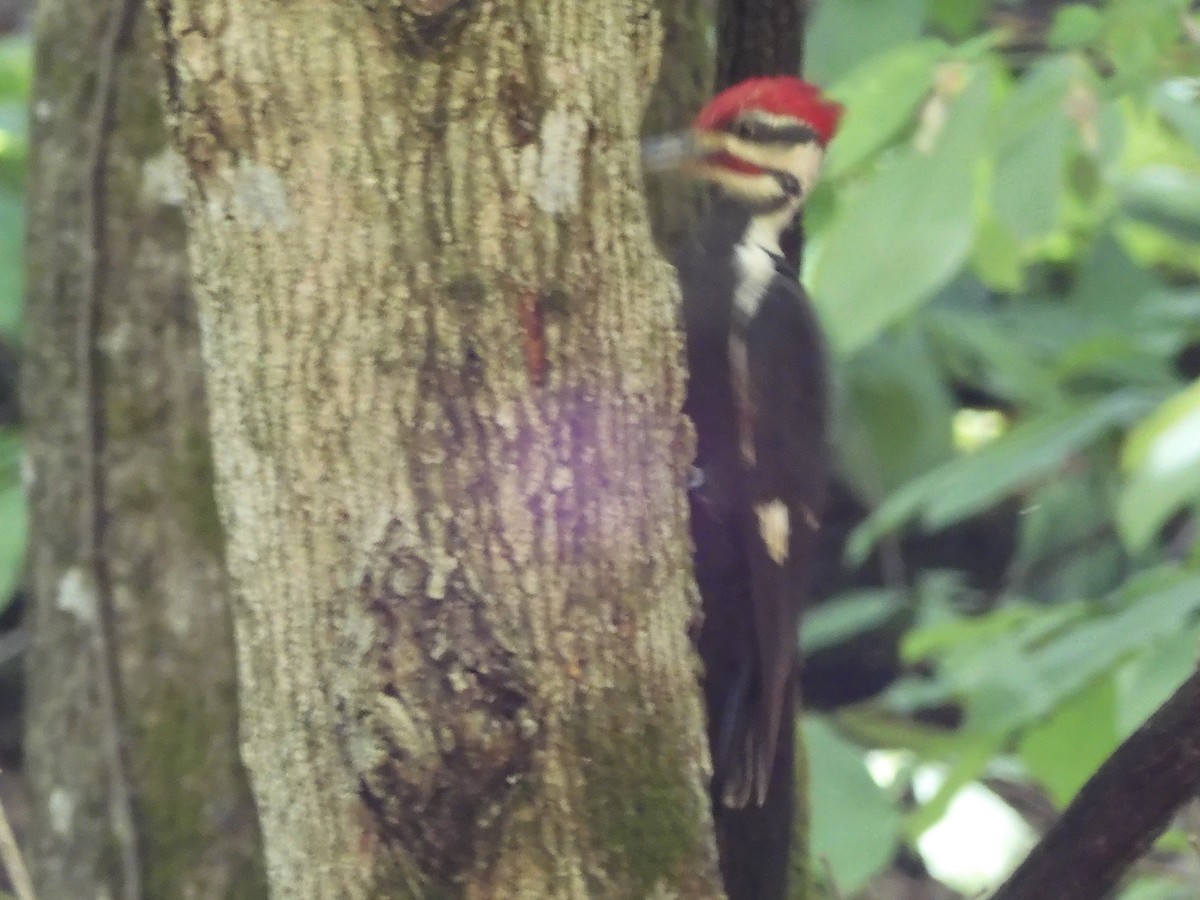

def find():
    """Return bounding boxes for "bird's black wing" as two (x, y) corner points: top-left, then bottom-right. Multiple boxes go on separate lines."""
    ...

(676, 219), (828, 807)
(735, 266), (829, 806)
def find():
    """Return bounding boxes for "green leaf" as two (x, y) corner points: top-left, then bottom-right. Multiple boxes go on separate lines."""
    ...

(1047, 5), (1105, 50)
(924, 302), (1063, 408)
(1104, 0), (1193, 79)
(1151, 78), (1200, 153)
(916, 603), (1089, 735)
(994, 57), (1076, 143)
(0, 38), (31, 103)
(0, 189), (22, 338)
(1070, 235), (1164, 319)
(0, 481), (24, 608)
(0, 102), (23, 139)
(0, 433), (24, 608)
(0, 100), (25, 192)
(896, 605), (1039, 728)
(895, 569), (1200, 745)
(1010, 471), (1125, 602)
(1114, 624), (1200, 736)
(849, 391), (1151, 562)
(836, 328), (957, 502)
(927, 0), (987, 40)
(805, 716), (901, 893)
(901, 602), (1053, 664)
(834, 706), (963, 758)
(1016, 569), (1200, 725)
(981, 241), (1178, 391)
(1119, 166), (1200, 242)
(904, 738), (1000, 838)
(970, 215), (1025, 291)
(0, 144), (25, 195)
(813, 68), (991, 354)
(825, 40), (947, 180)
(992, 113), (1070, 241)
(988, 58), (1078, 240)
(1055, 335), (1178, 391)
(1120, 874), (1200, 900)
(805, 0), (927, 85)
(1117, 379), (1200, 551)
(804, 589), (904, 653)
(1019, 674), (1117, 805)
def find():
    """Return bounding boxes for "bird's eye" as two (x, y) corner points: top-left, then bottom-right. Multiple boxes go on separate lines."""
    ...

(733, 120), (757, 140)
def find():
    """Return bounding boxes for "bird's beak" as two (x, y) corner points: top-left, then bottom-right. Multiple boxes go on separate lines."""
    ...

(641, 130), (710, 172)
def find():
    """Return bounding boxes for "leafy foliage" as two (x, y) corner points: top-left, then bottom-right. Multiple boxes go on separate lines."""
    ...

(0, 34), (27, 612)
(801, 0), (1200, 895)
(806, 716), (902, 892)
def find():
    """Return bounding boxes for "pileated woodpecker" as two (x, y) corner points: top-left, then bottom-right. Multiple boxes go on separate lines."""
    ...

(644, 77), (842, 898)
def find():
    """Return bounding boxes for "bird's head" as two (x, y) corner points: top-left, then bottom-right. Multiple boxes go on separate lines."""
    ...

(643, 76), (843, 215)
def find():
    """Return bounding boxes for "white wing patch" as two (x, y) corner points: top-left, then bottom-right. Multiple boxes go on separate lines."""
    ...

(728, 335), (756, 466)
(755, 499), (790, 565)
(730, 232), (777, 468)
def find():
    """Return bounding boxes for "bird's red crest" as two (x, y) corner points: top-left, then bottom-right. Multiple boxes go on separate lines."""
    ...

(694, 77), (844, 145)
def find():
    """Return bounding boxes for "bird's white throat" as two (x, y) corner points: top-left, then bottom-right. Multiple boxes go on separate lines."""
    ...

(733, 237), (777, 320)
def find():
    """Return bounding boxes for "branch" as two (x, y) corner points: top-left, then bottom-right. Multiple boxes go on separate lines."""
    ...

(81, 2), (144, 898)
(0, 780), (34, 900)
(991, 667), (1200, 900)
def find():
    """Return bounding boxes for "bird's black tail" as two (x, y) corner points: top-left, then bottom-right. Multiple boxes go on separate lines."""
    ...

(712, 674), (798, 900)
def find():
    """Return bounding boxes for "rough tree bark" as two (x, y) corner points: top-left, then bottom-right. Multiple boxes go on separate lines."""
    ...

(23, 0), (265, 897)
(153, 1), (721, 896)
(641, 1), (712, 252)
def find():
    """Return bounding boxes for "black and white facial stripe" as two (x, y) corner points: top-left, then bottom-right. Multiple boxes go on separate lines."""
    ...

(694, 110), (830, 216)
(727, 118), (823, 147)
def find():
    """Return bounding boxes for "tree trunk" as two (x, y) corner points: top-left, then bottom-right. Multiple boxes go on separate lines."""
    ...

(23, 1), (265, 896)
(716, 0), (807, 89)
(153, 1), (721, 896)
(641, 0), (713, 252)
